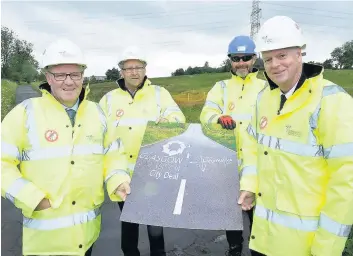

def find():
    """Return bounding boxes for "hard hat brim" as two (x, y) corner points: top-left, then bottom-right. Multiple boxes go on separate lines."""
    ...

(118, 59), (147, 68)
(43, 63), (87, 70)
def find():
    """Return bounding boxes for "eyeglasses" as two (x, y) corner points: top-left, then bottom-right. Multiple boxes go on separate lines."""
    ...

(122, 67), (145, 73)
(48, 71), (83, 81)
(229, 55), (254, 62)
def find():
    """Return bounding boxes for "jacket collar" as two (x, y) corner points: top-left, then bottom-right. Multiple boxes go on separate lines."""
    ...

(230, 68), (259, 82)
(39, 82), (87, 105)
(116, 76), (150, 98)
(265, 63), (323, 91)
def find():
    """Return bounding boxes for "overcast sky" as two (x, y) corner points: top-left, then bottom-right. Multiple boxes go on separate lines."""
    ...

(2, 0), (353, 78)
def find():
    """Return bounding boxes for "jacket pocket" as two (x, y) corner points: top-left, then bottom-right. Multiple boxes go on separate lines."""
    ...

(275, 188), (322, 217)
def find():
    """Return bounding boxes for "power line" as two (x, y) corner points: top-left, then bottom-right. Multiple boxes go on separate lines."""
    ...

(262, 6), (353, 20)
(261, 2), (353, 15)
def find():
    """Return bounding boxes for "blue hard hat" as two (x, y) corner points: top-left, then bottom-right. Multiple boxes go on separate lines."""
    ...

(227, 35), (256, 56)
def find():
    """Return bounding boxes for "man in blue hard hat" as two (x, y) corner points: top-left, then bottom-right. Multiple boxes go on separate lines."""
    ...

(200, 35), (266, 256)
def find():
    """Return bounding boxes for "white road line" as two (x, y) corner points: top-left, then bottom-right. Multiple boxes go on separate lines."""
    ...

(173, 179), (187, 215)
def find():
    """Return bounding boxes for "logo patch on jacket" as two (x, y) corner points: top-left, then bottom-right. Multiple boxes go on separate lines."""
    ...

(260, 116), (268, 129)
(116, 109), (124, 118)
(45, 130), (59, 142)
(86, 135), (101, 143)
(286, 125), (301, 137)
(228, 102), (235, 110)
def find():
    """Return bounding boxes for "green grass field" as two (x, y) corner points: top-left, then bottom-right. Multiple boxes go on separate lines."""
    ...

(1, 79), (18, 120)
(86, 69), (353, 123)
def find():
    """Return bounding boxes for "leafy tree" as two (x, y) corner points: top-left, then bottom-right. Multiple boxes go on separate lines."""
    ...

(1, 26), (40, 82)
(322, 59), (334, 69)
(330, 40), (353, 69)
(105, 67), (120, 81)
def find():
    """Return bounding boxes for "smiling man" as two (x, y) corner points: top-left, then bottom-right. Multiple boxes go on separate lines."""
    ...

(200, 35), (266, 256)
(99, 45), (185, 256)
(239, 16), (353, 256)
(1, 38), (131, 256)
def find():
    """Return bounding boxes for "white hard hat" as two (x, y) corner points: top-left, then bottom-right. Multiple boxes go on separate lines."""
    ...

(118, 46), (147, 68)
(255, 16), (306, 53)
(41, 38), (87, 69)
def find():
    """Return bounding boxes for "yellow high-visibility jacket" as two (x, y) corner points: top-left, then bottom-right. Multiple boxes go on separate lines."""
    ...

(99, 77), (186, 178)
(240, 63), (353, 256)
(199, 69), (266, 165)
(1, 83), (130, 256)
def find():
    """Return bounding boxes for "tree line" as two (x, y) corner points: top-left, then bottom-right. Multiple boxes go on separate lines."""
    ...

(171, 40), (353, 76)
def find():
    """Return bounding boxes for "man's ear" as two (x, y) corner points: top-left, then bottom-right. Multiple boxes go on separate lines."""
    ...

(45, 72), (51, 84)
(252, 54), (258, 65)
(297, 48), (303, 61)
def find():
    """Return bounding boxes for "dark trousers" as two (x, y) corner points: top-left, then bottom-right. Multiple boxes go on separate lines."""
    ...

(250, 250), (266, 256)
(85, 246), (94, 256)
(226, 208), (254, 251)
(118, 202), (166, 256)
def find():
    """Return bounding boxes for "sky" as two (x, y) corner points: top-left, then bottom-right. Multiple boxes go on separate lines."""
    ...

(2, 0), (353, 78)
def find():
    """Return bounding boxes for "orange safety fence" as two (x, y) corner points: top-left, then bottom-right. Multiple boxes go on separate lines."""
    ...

(173, 91), (207, 107)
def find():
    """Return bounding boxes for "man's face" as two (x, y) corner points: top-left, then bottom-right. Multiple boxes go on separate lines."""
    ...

(262, 47), (302, 91)
(45, 64), (84, 107)
(121, 59), (146, 88)
(229, 54), (256, 78)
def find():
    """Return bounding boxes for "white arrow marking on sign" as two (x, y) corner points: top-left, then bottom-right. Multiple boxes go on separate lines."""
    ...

(173, 179), (187, 215)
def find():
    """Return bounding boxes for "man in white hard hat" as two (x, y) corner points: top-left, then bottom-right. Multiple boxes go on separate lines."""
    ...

(239, 16), (353, 256)
(1, 38), (131, 256)
(99, 46), (186, 256)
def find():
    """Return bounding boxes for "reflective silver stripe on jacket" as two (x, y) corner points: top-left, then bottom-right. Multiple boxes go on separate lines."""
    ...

(104, 169), (130, 183)
(220, 81), (227, 114)
(23, 208), (101, 230)
(21, 144), (104, 161)
(257, 133), (324, 157)
(207, 114), (218, 124)
(2, 142), (21, 161)
(155, 85), (161, 120)
(106, 92), (113, 117)
(324, 142), (353, 159)
(231, 113), (252, 121)
(239, 165), (257, 178)
(95, 103), (107, 135)
(255, 205), (352, 237)
(255, 205), (318, 232)
(22, 100), (40, 149)
(204, 100), (222, 112)
(161, 106), (183, 118)
(319, 213), (352, 237)
(246, 124), (257, 140)
(104, 138), (121, 154)
(127, 163), (135, 171)
(5, 178), (30, 204)
(255, 86), (267, 132)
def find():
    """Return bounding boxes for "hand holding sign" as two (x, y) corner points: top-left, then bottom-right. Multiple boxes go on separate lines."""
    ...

(115, 182), (131, 201)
